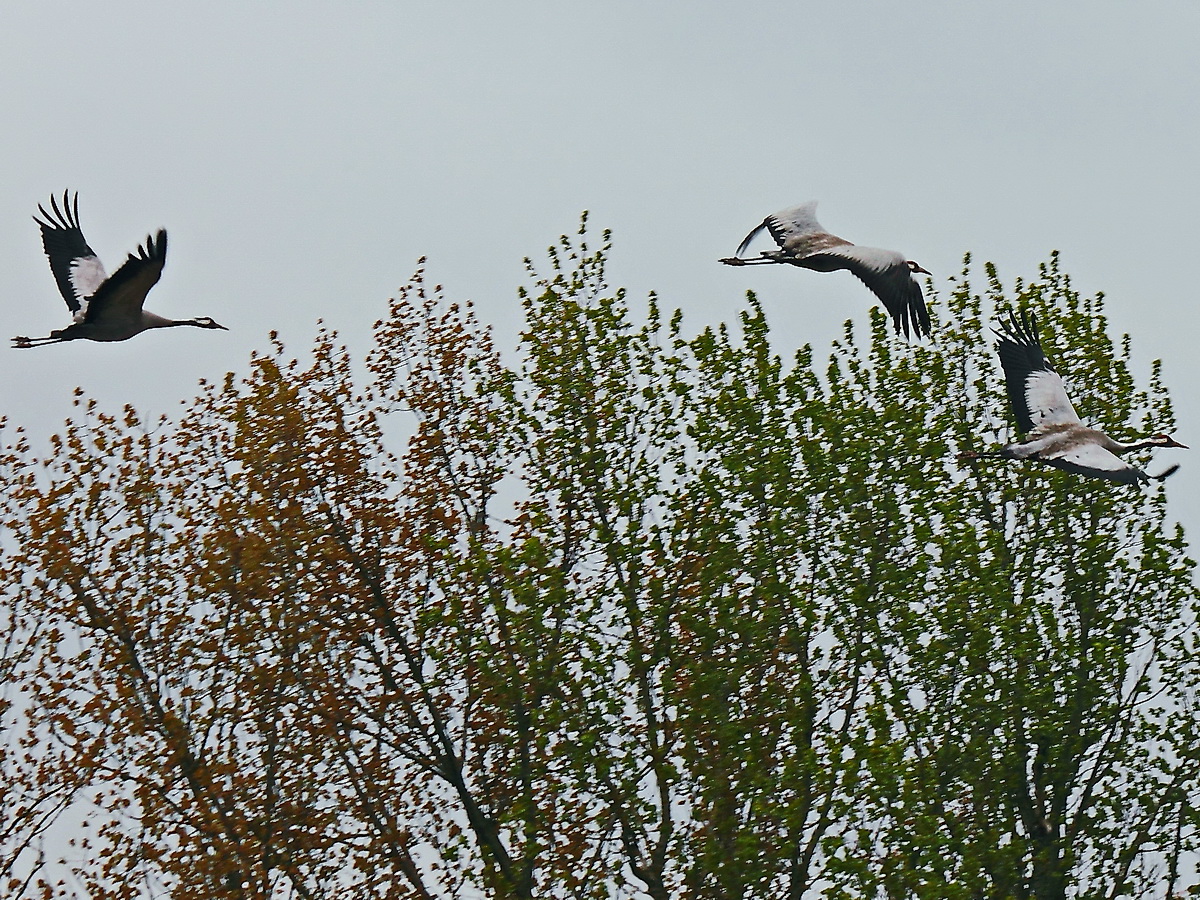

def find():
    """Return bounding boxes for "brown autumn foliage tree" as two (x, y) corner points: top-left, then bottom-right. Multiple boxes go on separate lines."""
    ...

(0, 224), (1197, 899)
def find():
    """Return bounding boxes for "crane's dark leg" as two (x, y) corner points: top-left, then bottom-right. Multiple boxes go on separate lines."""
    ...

(718, 256), (781, 266)
(957, 450), (1009, 463)
(11, 334), (69, 348)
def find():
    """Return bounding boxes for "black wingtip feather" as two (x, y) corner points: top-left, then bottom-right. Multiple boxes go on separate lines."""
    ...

(1152, 463), (1181, 482)
(735, 220), (768, 258)
(885, 279), (931, 340)
(909, 280), (931, 339)
(994, 310), (1044, 355)
(1045, 457), (1148, 484)
(131, 229), (167, 264)
(993, 309), (1054, 434)
(34, 190), (82, 232)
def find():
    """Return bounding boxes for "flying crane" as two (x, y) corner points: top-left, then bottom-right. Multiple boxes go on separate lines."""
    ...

(960, 311), (1185, 483)
(719, 201), (931, 338)
(12, 191), (227, 348)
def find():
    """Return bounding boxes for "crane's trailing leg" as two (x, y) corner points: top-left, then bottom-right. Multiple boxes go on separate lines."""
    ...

(957, 450), (1005, 463)
(718, 255), (779, 266)
(11, 334), (69, 349)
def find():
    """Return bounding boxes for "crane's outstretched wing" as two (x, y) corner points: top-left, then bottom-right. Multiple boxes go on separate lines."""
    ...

(817, 245), (931, 339)
(994, 311), (1080, 433)
(735, 201), (852, 258)
(1041, 442), (1147, 484)
(80, 230), (168, 325)
(34, 191), (106, 318)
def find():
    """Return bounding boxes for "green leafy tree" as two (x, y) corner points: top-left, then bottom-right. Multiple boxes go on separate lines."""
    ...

(0, 224), (1196, 899)
(838, 257), (1200, 900)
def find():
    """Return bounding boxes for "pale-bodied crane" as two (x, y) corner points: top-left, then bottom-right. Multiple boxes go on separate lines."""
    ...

(719, 201), (931, 338)
(959, 311), (1185, 483)
(12, 191), (227, 348)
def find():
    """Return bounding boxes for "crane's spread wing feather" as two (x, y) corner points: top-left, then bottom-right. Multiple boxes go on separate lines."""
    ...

(34, 190), (106, 317)
(1041, 443), (1147, 484)
(736, 201), (849, 257)
(815, 245), (931, 339)
(81, 230), (168, 325)
(735, 220), (769, 258)
(760, 201), (823, 249)
(995, 312), (1080, 433)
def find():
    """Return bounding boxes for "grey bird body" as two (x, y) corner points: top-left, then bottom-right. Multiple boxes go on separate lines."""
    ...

(720, 201), (931, 339)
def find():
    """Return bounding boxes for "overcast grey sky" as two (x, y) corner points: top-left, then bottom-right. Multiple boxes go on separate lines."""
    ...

(2, 1), (1199, 523)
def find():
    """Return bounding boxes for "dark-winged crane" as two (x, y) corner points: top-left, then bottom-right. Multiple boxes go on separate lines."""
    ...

(959, 311), (1185, 484)
(12, 191), (227, 348)
(719, 201), (932, 338)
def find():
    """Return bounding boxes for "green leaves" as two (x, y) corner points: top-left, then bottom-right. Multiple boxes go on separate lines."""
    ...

(1, 228), (1196, 899)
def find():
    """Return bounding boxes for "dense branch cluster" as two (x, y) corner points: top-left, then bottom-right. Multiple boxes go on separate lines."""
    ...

(0, 231), (1197, 899)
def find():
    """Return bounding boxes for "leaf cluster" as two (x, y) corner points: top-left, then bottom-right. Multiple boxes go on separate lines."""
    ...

(0, 232), (1197, 900)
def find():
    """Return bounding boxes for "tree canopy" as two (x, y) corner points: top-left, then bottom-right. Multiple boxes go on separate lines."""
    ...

(1, 224), (1197, 899)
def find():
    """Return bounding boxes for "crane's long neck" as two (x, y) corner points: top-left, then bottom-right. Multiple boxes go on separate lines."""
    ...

(1108, 435), (1164, 454)
(144, 313), (226, 332)
(143, 312), (189, 330)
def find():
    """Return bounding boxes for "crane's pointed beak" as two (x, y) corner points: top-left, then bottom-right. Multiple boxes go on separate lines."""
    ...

(1168, 438), (1188, 449)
